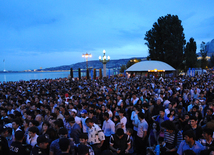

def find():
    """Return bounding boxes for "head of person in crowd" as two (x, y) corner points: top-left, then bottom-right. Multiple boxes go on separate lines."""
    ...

(77, 144), (89, 155)
(59, 137), (70, 153)
(37, 135), (49, 149)
(126, 128), (133, 137)
(58, 127), (68, 138)
(182, 149), (196, 155)
(88, 110), (95, 119)
(184, 130), (196, 145)
(80, 109), (88, 118)
(23, 119), (29, 129)
(79, 133), (89, 145)
(49, 113), (57, 125)
(35, 114), (43, 124)
(113, 115), (120, 124)
(42, 121), (50, 134)
(103, 112), (110, 121)
(159, 108), (165, 118)
(85, 118), (94, 128)
(0, 126), (9, 137)
(53, 119), (64, 131)
(28, 126), (39, 138)
(15, 130), (24, 142)
(206, 108), (213, 116)
(29, 120), (39, 128)
(202, 128), (213, 142)
(156, 99), (162, 105)
(161, 120), (176, 133)
(119, 109), (125, 118)
(138, 112), (145, 121)
(67, 116), (76, 127)
(152, 121), (160, 133)
(142, 103), (149, 111)
(54, 107), (60, 115)
(64, 111), (70, 121)
(116, 128), (124, 139)
(189, 116), (198, 129)
(12, 118), (21, 130)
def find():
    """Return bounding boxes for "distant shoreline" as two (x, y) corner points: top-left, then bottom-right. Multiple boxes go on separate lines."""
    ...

(0, 70), (70, 73)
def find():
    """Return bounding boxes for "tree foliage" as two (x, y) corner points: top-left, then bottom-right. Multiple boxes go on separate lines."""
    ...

(200, 41), (208, 69)
(144, 14), (186, 69)
(209, 54), (214, 68)
(120, 65), (126, 73)
(184, 37), (197, 70)
(126, 59), (141, 69)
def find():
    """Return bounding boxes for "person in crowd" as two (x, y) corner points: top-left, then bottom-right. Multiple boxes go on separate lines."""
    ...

(49, 127), (75, 155)
(119, 109), (127, 133)
(75, 133), (94, 155)
(10, 130), (31, 155)
(85, 118), (105, 155)
(41, 121), (50, 135)
(161, 120), (183, 155)
(0, 126), (10, 155)
(102, 112), (115, 150)
(67, 116), (81, 144)
(109, 128), (131, 155)
(183, 116), (203, 140)
(135, 112), (148, 155)
(35, 114), (44, 134)
(81, 110), (89, 133)
(31, 135), (50, 155)
(177, 130), (204, 155)
(26, 126), (39, 148)
(126, 128), (134, 154)
(113, 116), (122, 131)
(148, 121), (160, 148)
(59, 138), (72, 155)
(199, 128), (214, 154)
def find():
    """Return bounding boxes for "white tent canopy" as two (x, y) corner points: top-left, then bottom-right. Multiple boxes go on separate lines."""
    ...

(126, 60), (176, 72)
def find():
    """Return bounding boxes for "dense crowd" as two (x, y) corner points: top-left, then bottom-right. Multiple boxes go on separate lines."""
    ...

(0, 71), (214, 155)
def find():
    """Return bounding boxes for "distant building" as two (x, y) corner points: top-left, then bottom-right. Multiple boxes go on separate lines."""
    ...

(126, 60), (176, 77)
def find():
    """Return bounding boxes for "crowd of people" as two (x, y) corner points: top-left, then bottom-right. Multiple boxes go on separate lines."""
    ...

(0, 71), (214, 155)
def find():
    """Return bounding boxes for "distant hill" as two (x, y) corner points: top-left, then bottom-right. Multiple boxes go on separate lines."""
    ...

(38, 57), (147, 71)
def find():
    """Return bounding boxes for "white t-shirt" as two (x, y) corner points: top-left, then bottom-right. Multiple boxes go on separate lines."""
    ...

(120, 116), (127, 133)
(81, 117), (88, 133)
(75, 116), (81, 125)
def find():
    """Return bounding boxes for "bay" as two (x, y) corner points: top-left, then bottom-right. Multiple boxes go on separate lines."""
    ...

(0, 69), (120, 82)
(0, 71), (72, 82)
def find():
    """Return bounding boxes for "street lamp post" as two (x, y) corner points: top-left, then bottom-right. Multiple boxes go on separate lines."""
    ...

(82, 53), (92, 69)
(99, 50), (110, 77)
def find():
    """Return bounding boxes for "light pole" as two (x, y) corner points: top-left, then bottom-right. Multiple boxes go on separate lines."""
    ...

(99, 50), (110, 77)
(82, 53), (92, 69)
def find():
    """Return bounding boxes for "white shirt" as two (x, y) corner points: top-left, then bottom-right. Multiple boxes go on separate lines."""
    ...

(88, 124), (105, 145)
(75, 116), (81, 125)
(81, 117), (88, 133)
(131, 97), (139, 105)
(102, 119), (115, 137)
(26, 134), (39, 148)
(120, 116), (127, 133)
(131, 111), (140, 131)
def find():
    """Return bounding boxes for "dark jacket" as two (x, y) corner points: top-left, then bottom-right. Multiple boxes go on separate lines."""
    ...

(69, 123), (81, 144)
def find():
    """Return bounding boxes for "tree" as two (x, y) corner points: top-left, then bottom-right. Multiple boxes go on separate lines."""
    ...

(126, 59), (141, 69)
(209, 54), (214, 68)
(144, 14), (186, 69)
(200, 41), (208, 69)
(184, 37), (197, 70)
(120, 65), (126, 73)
